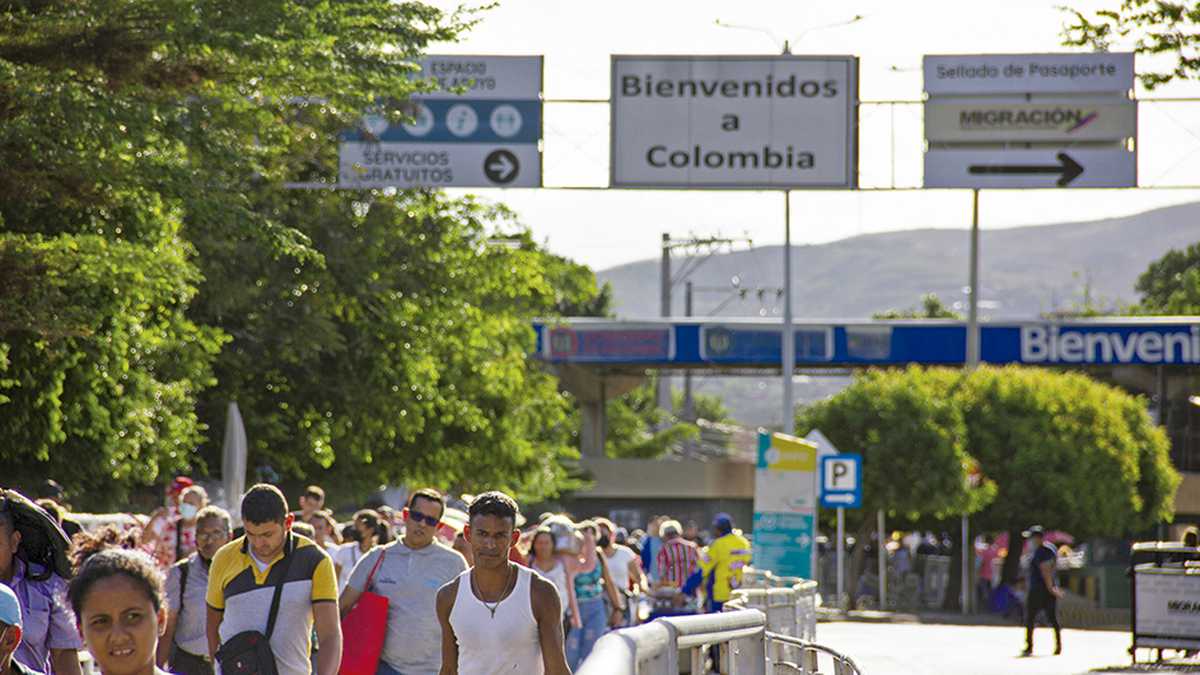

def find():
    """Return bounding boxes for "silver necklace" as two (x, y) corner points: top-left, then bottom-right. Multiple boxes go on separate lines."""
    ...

(473, 564), (515, 619)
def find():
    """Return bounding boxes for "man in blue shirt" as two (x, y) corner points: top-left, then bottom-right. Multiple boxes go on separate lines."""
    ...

(1021, 526), (1063, 657)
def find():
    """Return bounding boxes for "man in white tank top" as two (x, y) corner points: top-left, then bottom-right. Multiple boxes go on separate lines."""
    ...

(436, 492), (571, 675)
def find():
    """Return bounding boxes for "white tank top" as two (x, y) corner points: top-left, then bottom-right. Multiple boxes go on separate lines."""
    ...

(450, 565), (544, 675)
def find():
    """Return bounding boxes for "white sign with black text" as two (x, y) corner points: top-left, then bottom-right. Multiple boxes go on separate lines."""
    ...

(1135, 569), (1200, 647)
(924, 53), (1135, 95)
(611, 56), (858, 189)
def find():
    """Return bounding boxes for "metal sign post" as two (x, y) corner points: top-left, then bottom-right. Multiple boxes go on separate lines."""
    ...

(820, 453), (863, 611)
(837, 506), (845, 611)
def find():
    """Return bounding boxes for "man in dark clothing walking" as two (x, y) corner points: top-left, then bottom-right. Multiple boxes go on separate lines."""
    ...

(1022, 526), (1063, 656)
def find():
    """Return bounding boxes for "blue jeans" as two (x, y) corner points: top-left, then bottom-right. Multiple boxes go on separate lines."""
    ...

(566, 596), (609, 670)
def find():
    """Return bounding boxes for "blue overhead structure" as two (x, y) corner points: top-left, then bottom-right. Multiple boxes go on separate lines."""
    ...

(533, 317), (1200, 369)
(533, 317), (1200, 458)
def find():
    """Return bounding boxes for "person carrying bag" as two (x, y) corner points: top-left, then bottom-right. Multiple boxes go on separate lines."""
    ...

(337, 550), (388, 675)
(216, 551), (295, 675)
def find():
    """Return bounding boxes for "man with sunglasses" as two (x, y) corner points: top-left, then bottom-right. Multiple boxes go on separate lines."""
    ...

(340, 489), (466, 675)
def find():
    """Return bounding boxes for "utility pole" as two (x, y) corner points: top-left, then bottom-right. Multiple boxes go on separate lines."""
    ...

(684, 281), (695, 421)
(658, 232), (753, 414)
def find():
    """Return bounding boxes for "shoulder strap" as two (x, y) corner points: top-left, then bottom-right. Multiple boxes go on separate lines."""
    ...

(365, 548), (386, 591)
(175, 518), (184, 561)
(176, 556), (191, 600)
(264, 536), (298, 639)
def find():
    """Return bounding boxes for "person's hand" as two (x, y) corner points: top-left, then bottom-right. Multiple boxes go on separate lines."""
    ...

(571, 614), (582, 630)
(609, 606), (625, 628)
(1051, 586), (1065, 599)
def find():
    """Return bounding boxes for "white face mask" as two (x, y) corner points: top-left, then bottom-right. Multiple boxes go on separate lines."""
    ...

(179, 503), (200, 520)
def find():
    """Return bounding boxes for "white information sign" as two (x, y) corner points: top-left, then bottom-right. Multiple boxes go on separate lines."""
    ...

(611, 56), (858, 189)
(339, 55), (542, 189)
(925, 100), (1137, 143)
(1135, 569), (1200, 647)
(924, 148), (1136, 189)
(924, 53), (1134, 95)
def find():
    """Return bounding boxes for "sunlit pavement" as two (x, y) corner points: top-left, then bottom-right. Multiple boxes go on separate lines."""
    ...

(815, 621), (1200, 675)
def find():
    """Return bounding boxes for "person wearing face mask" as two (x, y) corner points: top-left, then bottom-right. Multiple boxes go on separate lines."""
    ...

(142, 486), (207, 569)
(0, 583), (44, 675)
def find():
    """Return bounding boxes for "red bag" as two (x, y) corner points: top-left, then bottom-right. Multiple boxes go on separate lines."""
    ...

(338, 550), (389, 675)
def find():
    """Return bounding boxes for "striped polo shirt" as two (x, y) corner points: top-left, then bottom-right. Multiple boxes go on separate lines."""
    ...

(205, 533), (337, 675)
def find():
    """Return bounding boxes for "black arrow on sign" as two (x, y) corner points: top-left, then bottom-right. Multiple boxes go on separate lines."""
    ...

(968, 152), (1084, 187)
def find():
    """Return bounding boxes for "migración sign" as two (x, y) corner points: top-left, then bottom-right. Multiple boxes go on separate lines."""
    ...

(611, 55), (858, 189)
(925, 100), (1136, 143)
(339, 55), (542, 189)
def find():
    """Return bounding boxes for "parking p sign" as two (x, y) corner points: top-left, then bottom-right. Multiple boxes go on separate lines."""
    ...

(820, 454), (862, 509)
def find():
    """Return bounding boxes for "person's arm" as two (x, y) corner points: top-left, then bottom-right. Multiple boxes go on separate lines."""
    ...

(50, 650), (83, 675)
(436, 580), (460, 675)
(530, 576), (571, 675)
(313, 601), (343, 675)
(597, 555), (624, 627)
(628, 553), (647, 594)
(564, 556), (582, 629)
(157, 610), (180, 666)
(206, 606), (223, 658)
(1038, 559), (1062, 598)
(338, 547), (378, 619)
(338, 584), (363, 619)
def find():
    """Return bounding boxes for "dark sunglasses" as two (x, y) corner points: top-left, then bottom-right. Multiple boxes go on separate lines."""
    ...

(407, 511), (440, 527)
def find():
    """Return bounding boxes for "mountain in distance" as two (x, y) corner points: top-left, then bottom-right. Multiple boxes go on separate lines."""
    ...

(597, 201), (1200, 321)
(594, 201), (1200, 427)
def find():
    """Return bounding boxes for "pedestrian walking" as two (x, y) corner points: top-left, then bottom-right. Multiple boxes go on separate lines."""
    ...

(340, 489), (467, 675)
(639, 517), (665, 585)
(0, 583), (43, 675)
(528, 529), (570, 622)
(596, 519), (645, 597)
(0, 491), (82, 675)
(563, 521), (623, 670)
(334, 510), (382, 592)
(206, 484), (342, 675)
(436, 491), (570, 675)
(143, 485), (208, 569)
(158, 506), (231, 675)
(1021, 526), (1063, 657)
(295, 486), (326, 524)
(698, 513), (752, 613)
(66, 546), (170, 675)
(654, 520), (700, 590)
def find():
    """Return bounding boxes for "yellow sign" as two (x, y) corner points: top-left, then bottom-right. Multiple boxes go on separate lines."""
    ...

(763, 433), (816, 472)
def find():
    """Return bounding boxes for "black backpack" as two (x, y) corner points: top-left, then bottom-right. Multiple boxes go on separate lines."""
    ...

(215, 541), (295, 675)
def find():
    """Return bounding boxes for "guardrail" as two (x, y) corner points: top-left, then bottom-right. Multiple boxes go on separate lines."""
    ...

(578, 568), (859, 675)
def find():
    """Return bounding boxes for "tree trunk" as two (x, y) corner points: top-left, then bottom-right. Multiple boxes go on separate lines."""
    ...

(1001, 527), (1024, 585)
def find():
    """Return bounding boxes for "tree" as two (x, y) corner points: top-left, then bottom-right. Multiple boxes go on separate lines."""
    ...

(1062, 1), (1200, 89)
(873, 293), (962, 320)
(1135, 242), (1200, 314)
(959, 366), (1179, 582)
(796, 367), (996, 606)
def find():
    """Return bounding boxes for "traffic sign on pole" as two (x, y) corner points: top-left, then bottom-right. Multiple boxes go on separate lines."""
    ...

(924, 147), (1135, 189)
(820, 454), (862, 509)
(339, 55), (542, 189)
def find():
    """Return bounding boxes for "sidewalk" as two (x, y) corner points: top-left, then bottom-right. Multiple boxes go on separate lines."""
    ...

(818, 606), (1127, 630)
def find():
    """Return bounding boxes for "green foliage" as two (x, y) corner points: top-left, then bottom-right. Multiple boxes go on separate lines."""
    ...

(1061, 1), (1200, 89)
(604, 377), (699, 459)
(0, 0), (609, 508)
(797, 366), (1179, 539)
(1135, 242), (1200, 314)
(796, 367), (994, 523)
(0, 234), (224, 503)
(873, 293), (962, 320)
(961, 366), (1177, 537)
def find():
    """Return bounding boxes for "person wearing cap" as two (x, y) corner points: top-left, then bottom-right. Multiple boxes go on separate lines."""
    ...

(698, 513), (752, 613)
(0, 583), (43, 675)
(0, 500), (81, 675)
(1021, 525), (1063, 657)
(654, 520), (699, 590)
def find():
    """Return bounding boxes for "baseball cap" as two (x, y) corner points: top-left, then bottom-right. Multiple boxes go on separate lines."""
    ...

(0, 583), (21, 627)
(713, 513), (734, 530)
(1023, 525), (1046, 538)
(168, 476), (195, 495)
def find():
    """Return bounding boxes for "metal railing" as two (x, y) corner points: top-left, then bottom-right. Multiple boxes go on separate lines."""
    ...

(578, 568), (859, 675)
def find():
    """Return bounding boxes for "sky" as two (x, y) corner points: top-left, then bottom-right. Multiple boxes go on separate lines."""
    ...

(421, 0), (1200, 271)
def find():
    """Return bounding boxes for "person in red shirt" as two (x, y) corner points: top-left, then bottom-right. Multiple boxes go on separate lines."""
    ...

(654, 520), (699, 589)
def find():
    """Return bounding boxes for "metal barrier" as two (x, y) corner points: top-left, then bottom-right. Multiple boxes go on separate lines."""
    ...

(578, 569), (859, 675)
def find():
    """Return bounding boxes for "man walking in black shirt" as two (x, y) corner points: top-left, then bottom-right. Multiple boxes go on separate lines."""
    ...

(1021, 526), (1063, 656)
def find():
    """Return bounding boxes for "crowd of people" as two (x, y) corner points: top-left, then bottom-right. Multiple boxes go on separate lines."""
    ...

(0, 479), (754, 675)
